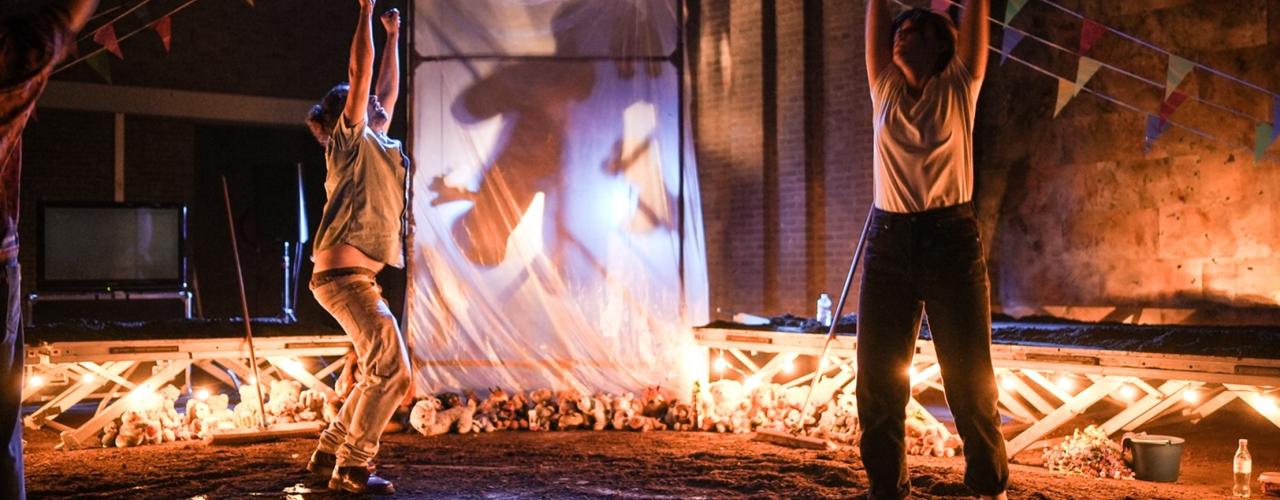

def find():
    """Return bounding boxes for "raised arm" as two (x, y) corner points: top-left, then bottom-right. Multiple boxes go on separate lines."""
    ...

(865, 0), (893, 85)
(58, 0), (99, 33)
(343, 0), (377, 128)
(374, 8), (401, 133)
(957, 0), (989, 82)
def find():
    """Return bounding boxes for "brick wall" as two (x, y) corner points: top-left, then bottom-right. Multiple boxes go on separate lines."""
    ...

(695, 0), (874, 319)
(973, 0), (1280, 324)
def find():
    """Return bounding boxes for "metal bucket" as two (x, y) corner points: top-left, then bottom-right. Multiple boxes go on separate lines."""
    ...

(1122, 433), (1184, 483)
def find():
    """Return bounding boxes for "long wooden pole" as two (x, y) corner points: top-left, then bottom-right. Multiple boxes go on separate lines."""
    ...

(221, 176), (269, 430)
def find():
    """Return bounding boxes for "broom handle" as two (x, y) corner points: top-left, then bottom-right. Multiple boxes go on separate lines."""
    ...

(222, 176), (270, 430)
(795, 206), (875, 431)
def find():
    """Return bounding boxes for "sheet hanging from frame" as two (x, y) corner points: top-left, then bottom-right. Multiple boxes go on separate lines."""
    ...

(406, 0), (708, 396)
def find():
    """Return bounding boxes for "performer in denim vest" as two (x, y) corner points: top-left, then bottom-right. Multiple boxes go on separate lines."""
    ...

(302, 0), (410, 494)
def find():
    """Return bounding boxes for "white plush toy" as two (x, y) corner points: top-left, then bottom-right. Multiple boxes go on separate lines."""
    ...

(265, 380), (303, 424)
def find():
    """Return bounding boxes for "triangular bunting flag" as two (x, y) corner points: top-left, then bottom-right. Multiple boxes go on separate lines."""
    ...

(93, 24), (123, 59)
(1079, 19), (1105, 55)
(1272, 97), (1279, 141)
(243, 0), (255, 6)
(931, 0), (950, 13)
(86, 52), (112, 84)
(1166, 55), (1195, 98)
(1054, 78), (1081, 118)
(1144, 115), (1172, 155)
(1000, 29), (1025, 66)
(1074, 57), (1102, 95)
(1256, 123), (1274, 161)
(1005, 0), (1030, 24)
(1158, 91), (1189, 128)
(153, 16), (172, 53)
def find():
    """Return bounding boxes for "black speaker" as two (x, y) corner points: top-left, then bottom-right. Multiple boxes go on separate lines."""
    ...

(251, 163), (309, 243)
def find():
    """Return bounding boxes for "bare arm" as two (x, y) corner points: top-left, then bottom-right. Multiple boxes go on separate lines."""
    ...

(343, 0), (377, 128)
(957, 0), (989, 82)
(58, 0), (99, 33)
(374, 8), (401, 133)
(865, 0), (893, 85)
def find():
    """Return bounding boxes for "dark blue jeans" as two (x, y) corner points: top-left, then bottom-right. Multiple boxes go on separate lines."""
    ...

(2, 263), (23, 499)
(855, 203), (1008, 499)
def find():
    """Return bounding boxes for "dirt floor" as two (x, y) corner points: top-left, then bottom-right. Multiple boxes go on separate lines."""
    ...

(21, 401), (1280, 499)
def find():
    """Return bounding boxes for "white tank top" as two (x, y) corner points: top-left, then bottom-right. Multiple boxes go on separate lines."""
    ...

(870, 58), (982, 213)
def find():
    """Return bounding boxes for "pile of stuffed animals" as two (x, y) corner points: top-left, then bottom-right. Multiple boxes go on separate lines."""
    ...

(99, 380), (333, 448)
(97, 376), (964, 457)
(405, 379), (964, 456)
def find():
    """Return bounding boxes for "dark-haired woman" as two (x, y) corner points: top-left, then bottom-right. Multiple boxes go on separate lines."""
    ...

(857, 1), (1008, 499)
(302, 0), (409, 494)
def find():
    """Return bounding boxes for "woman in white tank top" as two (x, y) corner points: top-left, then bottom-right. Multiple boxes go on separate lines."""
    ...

(854, 2), (1009, 499)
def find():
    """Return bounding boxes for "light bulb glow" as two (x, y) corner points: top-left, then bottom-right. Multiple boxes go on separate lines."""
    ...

(1260, 395), (1279, 414)
(196, 388), (211, 401)
(82, 373), (96, 384)
(27, 375), (45, 389)
(1182, 388), (1200, 404)
(781, 358), (795, 375)
(713, 357), (729, 373)
(1055, 375), (1075, 391)
(908, 365), (918, 377)
(1000, 376), (1017, 391)
(1119, 385), (1137, 401)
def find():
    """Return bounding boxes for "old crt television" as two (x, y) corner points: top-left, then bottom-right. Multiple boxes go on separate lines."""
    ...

(37, 202), (187, 291)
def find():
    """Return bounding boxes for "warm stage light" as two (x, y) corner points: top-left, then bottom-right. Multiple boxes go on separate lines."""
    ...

(1182, 388), (1200, 404)
(781, 358), (795, 375)
(908, 365), (918, 377)
(1055, 375), (1075, 391)
(713, 356), (728, 373)
(82, 373), (96, 384)
(1000, 376), (1017, 391)
(1119, 385), (1137, 402)
(1260, 395), (1279, 415)
(196, 388), (211, 401)
(27, 375), (45, 389)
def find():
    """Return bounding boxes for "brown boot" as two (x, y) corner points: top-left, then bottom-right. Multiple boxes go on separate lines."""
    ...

(305, 450), (337, 480)
(329, 465), (395, 495)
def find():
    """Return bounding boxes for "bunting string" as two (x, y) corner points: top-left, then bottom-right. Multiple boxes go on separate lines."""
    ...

(916, 0), (1275, 159)
(77, 0), (158, 46)
(1037, 0), (1279, 99)
(56, 0), (204, 74)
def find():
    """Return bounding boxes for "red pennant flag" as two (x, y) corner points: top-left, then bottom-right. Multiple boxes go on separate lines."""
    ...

(153, 16), (172, 52)
(93, 24), (124, 59)
(1079, 19), (1105, 55)
(1158, 91), (1189, 128)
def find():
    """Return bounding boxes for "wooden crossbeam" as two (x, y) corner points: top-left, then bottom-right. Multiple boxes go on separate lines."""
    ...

(727, 349), (762, 373)
(59, 361), (191, 450)
(266, 356), (338, 400)
(1224, 384), (1280, 429)
(1007, 372), (1056, 415)
(1006, 377), (1123, 455)
(1099, 380), (1189, 435)
(23, 362), (133, 430)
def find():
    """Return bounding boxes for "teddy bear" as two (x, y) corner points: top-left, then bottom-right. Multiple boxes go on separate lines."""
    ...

(640, 386), (671, 419)
(100, 420), (119, 448)
(553, 389), (585, 431)
(114, 409), (148, 448)
(265, 379), (304, 425)
(202, 393), (237, 436)
(662, 401), (695, 431)
(409, 396), (443, 436)
(297, 388), (327, 422)
(156, 385), (183, 442)
(609, 393), (635, 430)
(729, 400), (752, 433)
(703, 380), (743, 432)
(233, 384), (266, 429)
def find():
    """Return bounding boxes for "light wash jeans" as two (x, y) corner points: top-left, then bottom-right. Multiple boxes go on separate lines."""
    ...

(310, 268), (411, 468)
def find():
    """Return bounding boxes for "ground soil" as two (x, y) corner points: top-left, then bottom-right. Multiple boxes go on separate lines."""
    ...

(22, 402), (1280, 499)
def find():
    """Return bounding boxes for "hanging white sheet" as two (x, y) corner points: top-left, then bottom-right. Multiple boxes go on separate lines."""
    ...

(406, 0), (708, 396)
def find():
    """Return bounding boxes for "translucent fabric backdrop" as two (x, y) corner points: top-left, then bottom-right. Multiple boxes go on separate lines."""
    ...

(407, 0), (708, 396)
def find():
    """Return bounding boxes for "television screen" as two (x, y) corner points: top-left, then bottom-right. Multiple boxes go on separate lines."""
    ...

(38, 202), (187, 291)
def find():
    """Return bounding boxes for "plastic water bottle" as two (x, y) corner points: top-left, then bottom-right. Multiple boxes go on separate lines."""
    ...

(816, 293), (833, 327)
(1235, 438), (1252, 497)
